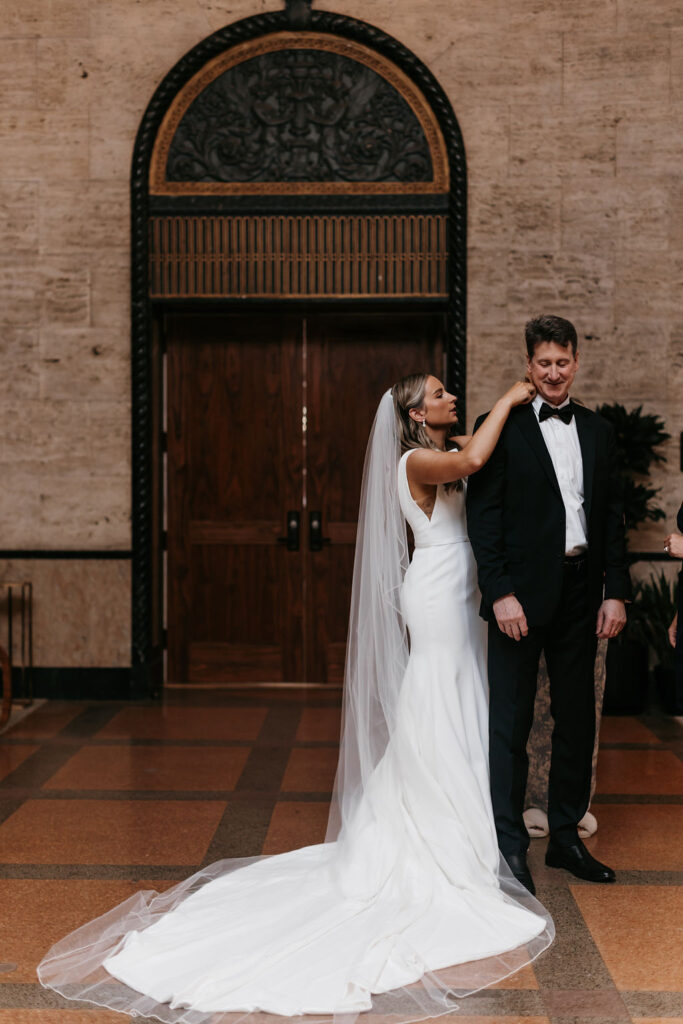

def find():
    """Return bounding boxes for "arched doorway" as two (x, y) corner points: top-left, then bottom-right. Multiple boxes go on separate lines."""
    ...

(130, 2), (467, 692)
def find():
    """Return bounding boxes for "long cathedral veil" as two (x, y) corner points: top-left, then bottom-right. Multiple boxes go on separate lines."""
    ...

(325, 390), (409, 842)
(37, 389), (554, 1024)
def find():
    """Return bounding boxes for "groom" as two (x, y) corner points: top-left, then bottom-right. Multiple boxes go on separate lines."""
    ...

(466, 315), (630, 895)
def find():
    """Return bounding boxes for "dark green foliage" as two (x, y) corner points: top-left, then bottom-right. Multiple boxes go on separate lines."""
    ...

(595, 402), (670, 534)
(621, 479), (667, 532)
(627, 572), (678, 671)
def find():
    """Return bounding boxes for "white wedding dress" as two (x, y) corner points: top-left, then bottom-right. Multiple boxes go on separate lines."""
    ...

(38, 447), (552, 1023)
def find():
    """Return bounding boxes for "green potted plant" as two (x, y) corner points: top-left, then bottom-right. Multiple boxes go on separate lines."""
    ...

(628, 572), (679, 714)
(594, 403), (671, 714)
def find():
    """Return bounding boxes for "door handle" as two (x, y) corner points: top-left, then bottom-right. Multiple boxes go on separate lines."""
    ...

(309, 510), (331, 552)
(278, 511), (300, 552)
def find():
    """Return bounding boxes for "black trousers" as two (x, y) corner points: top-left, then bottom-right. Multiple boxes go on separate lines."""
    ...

(487, 560), (598, 858)
(676, 570), (683, 710)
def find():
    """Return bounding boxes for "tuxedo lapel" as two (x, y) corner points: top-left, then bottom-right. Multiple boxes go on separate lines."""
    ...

(573, 402), (596, 521)
(514, 404), (562, 499)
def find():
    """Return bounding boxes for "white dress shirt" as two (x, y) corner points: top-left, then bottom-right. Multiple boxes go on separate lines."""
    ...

(533, 393), (588, 556)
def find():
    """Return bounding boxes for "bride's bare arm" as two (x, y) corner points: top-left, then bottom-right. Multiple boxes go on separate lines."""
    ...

(407, 381), (535, 487)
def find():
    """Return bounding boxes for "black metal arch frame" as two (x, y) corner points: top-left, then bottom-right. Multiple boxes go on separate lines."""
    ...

(130, 6), (467, 692)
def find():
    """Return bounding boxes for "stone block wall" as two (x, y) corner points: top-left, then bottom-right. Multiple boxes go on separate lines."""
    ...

(0, 0), (681, 669)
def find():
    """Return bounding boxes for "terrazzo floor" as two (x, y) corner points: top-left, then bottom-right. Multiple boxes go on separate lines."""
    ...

(0, 688), (681, 1024)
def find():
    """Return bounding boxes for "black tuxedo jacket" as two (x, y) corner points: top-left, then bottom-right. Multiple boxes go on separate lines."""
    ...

(677, 502), (683, 627)
(466, 401), (631, 627)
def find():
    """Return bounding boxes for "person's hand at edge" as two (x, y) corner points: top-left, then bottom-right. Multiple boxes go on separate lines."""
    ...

(493, 594), (528, 641)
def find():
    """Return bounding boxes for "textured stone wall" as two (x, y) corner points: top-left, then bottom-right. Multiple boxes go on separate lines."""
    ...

(0, 0), (681, 667)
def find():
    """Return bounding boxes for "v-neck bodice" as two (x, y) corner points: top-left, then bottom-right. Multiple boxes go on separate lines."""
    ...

(398, 449), (469, 546)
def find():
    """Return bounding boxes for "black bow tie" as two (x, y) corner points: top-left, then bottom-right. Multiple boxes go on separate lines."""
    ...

(539, 401), (573, 424)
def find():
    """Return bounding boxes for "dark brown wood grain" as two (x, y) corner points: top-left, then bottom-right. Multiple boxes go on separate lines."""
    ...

(304, 314), (444, 682)
(166, 313), (304, 683)
(165, 312), (443, 684)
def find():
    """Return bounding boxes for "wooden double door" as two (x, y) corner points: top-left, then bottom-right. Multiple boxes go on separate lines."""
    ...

(166, 312), (444, 684)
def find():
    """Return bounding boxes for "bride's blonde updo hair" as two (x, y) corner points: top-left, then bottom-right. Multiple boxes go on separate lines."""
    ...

(391, 373), (462, 491)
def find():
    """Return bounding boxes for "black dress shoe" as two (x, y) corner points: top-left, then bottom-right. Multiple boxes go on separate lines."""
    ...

(504, 852), (536, 896)
(545, 838), (616, 883)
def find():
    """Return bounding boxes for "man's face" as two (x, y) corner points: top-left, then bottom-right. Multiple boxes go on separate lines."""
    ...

(526, 341), (579, 406)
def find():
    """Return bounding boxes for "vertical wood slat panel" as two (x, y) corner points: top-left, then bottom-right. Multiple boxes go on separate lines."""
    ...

(149, 214), (448, 298)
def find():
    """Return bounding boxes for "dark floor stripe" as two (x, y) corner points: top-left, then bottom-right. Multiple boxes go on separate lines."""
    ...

(0, 797), (23, 827)
(621, 989), (683, 1015)
(602, 869), (683, 885)
(0, 788), (335, 803)
(0, 745), (81, 791)
(236, 703), (303, 792)
(531, 885), (616, 990)
(200, 795), (276, 864)
(199, 704), (304, 865)
(57, 703), (124, 738)
(0, 982), (165, 1018)
(0, 863), (193, 880)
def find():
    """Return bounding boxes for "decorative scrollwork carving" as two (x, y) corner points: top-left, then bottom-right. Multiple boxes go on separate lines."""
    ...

(166, 48), (433, 185)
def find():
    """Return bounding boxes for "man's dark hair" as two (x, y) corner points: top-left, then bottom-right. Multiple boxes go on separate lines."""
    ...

(524, 315), (578, 358)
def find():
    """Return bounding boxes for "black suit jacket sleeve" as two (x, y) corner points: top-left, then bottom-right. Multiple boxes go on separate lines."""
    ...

(466, 414), (515, 608)
(602, 424), (631, 602)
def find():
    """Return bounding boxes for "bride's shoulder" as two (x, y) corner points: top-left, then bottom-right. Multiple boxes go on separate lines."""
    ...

(399, 448), (420, 465)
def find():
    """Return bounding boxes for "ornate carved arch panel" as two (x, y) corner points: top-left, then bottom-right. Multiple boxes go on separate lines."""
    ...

(146, 33), (452, 301)
(151, 34), (448, 194)
(131, 6), (466, 688)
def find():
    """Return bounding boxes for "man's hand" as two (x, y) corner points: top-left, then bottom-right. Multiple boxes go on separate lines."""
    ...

(493, 594), (528, 641)
(669, 612), (678, 649)
(596, 598), (627, 639)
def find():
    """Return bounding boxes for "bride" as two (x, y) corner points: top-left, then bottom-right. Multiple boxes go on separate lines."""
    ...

(38, 372), (553, 1023)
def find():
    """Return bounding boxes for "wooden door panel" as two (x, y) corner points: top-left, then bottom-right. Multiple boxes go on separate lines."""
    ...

(189, 521), (284, 544)
(166, 313), (303, 683)
(166, 311), (444, 686)
(188, 642), (283, 683)
(305, 314), (444, 682)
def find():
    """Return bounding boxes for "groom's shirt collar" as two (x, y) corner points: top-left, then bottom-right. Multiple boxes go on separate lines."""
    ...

(532, 393), (571, 417)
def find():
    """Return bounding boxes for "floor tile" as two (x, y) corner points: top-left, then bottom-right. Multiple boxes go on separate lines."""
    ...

(633, 1019), (683, 1023)
(0, 745), (38, 783)
(390, 1018), (550, 1024)
(43, 745), (249, 792)
(96, 705), (268, 741)
(594, 750), (683, 794)
(583, 803), (683, 870)
(541, 988), (628, 1015)
(0, 799), (225, 865)
(627, 996), (683, 1017)
(572, 885), (683, 990)
(281, 747), (338, 791)
(491, 962), (538, 989)
(0, 1012), (125, 1022)
(295, 707), (342, 743)
(0, 877), (172, 983)
(440, 957), (538, 991)
(262, 801), (329, 854)
(599, 717), (662, 745)
(3, 703), (85, 739)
